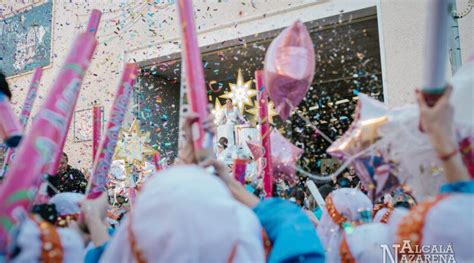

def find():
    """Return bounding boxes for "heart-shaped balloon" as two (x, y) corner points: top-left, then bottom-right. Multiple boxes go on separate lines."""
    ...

(264, 20), (315, 120)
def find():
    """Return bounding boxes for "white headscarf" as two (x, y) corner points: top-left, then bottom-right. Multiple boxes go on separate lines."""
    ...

(422, 194), (474, 261)
(8, 216), (84, 263)
(49, 192), (85, 216)
(449, 56), (474, 129)
(100, 165), (264, 263)
(393, 194), (474, 262)
(341, 223), (391, 262)
(316, 188), (373, 262)
(373, 207), (408, 225)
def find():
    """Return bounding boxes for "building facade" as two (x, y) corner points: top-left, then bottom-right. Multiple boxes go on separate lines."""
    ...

(2, 0), (473, 170)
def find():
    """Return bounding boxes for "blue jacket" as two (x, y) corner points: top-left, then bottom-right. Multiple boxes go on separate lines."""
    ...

(84, 243), (108, 263)
(440, 180), (474, 194)
(84, 228), (114, 263)
(253, 198), (325, 263)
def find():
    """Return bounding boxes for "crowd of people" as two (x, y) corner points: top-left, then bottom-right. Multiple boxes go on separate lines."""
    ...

(1, 61), (472, 262)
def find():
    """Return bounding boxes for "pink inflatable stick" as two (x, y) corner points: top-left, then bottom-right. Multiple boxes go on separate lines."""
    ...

(48, 10), (102, 175)
(256, 70), (273, 197)
(176, 0), (211, 161)
(0, 32), (97, 249)
(19, 67), (43, 127)
(1, 67), (43, 177)
(153, 152), (162, 171)
(422, 0), (450, 106)
(233, 159), (247, 185)
(92, 105), (102, 160)
(87, 63), (138, 195)
(86, 9), (102, 36)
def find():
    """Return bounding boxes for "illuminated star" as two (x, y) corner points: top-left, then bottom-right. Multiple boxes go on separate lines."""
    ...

(212, 99), (224, 125)
(114, 119), (158, 173)
(220, 69), (256, 113)
(246, 100), (278, 124)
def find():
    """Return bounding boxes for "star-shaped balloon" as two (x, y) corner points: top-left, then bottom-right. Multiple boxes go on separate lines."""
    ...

(220, 69), (257, 113)
(327, 94), (399, 201)
(327, 94), (389, 159)
(114, 119), (158, 173)
(327, 58), (474, 201)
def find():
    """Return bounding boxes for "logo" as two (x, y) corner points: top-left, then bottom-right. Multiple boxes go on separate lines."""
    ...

(381, 241), (456, 263)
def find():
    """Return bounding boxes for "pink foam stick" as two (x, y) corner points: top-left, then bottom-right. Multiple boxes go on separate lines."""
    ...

(256, 70), (273, 197)
(0, 32), (97, 249)
(1, 67), (43, 177)
(233, 159), (247, 185)
(19, 67), (43, 126)
(176, 0), (211, 159)
(0, 94), (22, 148)
(92, 105), (102, 160)
(87, 63), (138, 196)
(86, 9), (102, 36)
(48, 10), (102, 176)
(153, 152), (162, 171)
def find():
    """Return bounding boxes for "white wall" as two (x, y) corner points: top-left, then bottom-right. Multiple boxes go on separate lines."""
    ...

(378, 0), (474, 106)
(4, 0), (474, 169)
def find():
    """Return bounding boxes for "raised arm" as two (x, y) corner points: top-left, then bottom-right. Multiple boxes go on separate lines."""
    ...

(416, 87), (471, 189)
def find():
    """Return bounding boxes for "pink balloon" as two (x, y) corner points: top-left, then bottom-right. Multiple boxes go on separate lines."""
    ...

(246, 130), (303, 184)
(327, 94), (397, 200)
(271, 130), (304, 185)
(264, 20), (315, 120)
(247, 140), (264, 160)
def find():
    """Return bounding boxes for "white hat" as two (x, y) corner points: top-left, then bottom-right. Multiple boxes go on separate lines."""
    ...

(316, 188), (373, 262)
(100, 165), (264, 263)
(340, 223), (391, 262)
(8, 215), (84, 263)
(373, 207), (408, 225)
(49, 192), (85, 216)
(449, 57), (474, 129)
(395, 194), (474, 262)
